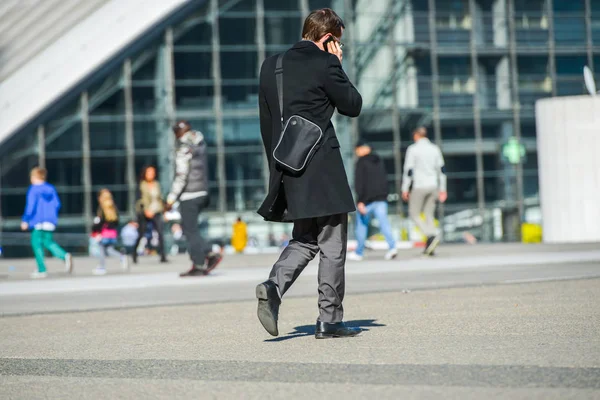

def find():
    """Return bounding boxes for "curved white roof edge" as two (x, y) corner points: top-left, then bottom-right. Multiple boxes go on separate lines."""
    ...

(0, 0), (191, 145)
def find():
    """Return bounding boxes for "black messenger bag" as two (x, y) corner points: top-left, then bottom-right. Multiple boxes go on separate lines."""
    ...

(272, 53), (323, 174)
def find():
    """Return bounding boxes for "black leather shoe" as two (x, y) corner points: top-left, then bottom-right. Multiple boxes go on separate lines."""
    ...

(315, 321), (361, 339)
(256, 281), (281, 336)
(180, 265), (207, 277)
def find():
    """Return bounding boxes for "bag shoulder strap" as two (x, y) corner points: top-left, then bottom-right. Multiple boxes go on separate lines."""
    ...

(275, 52), (285, 130)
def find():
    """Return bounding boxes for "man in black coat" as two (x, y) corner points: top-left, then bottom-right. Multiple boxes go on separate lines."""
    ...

(255, 8), (362, 339)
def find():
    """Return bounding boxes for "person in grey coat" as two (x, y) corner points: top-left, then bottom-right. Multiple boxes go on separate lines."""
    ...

(402, 127), (447, 256)
(165, 121), (222, 277)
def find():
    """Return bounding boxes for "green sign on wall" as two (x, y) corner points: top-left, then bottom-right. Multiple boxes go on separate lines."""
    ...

(502, 137), (526, 165)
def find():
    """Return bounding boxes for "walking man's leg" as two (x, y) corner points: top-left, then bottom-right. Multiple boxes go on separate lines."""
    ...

(179, 196), (219, 276)
(352, 210), (370, 259)
(31, 230), (47, 274)
(408, 189), (428, 236)
(314, 213), (361, 338)
(316, 214), (347, 323)
(257, 218), (319, 336)
(373, 201), (397, 259)
(422, 189), (440, 255)
(132, 216), (147, 263)
(153, 214), (167, 262)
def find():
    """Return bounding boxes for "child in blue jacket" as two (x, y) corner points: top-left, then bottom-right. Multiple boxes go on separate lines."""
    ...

(21, 167), (73, 278)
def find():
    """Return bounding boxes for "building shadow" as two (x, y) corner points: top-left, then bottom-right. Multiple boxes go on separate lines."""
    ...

(264, 319), (386, 342)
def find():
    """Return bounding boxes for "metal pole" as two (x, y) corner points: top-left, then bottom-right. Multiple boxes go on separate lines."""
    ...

(299, 0), (309, 18)
(211, 0), (227, 213)
(427, 0), (444, 235)
(507, 0), (525, 231)
(469, 0), (487, 240)
(161, 28), (177, 194)
(123, 59), (136, 217)
(547, 0), (557, 96)
(81, 92), (93, 234)
(389, 20), (403, 218)
(256, 0), (269, 194)
(37, 125), (46, 169)
(344, 0), (359, 148)
(585, 0), (594, 72)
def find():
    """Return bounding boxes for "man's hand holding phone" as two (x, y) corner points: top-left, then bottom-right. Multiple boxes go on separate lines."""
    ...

(324, 36), (343, 63)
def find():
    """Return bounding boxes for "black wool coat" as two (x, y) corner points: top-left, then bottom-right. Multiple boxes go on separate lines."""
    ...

(257, 40), (363, 222)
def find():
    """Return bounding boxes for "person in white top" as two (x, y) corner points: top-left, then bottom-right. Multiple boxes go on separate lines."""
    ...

(401, 127), (447, 256)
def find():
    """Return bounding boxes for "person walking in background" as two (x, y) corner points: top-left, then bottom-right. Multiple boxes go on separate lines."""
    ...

(92, 189), (128, 275)
(255, 8), (362, 339)
(231, 217), (248, 253)
(402, 127), (447, 256)
(21, 167), (73, 278)
(347, 139), (397, 261)
(165, 120), (222, 277)
(120, 220), (139, 256)
(132, 165), (167, 264)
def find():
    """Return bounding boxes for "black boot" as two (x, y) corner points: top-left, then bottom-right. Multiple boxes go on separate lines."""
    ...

(256, 281), (281, 336)
(315, 321), (361, 339)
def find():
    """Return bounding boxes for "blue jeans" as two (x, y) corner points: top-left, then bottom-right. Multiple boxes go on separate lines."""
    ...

(355, 201), (396, 256)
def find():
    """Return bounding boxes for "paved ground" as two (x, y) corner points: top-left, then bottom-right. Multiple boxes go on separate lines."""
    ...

(1, 243), (599, 399)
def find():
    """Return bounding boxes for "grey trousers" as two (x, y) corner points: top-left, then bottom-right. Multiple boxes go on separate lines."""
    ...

(269, 213), (348, 323)
(179, 196), (211, 267)
(409, 188), (438, 237)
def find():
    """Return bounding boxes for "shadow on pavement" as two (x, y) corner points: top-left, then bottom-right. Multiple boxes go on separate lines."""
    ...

(264, 319), (386, 342)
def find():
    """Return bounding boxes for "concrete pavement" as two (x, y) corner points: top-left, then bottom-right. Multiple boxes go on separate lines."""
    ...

(0, 243), (599, 398)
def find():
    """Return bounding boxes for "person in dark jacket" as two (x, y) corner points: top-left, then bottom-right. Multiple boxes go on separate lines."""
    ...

(255, 8), (362, 339)
(347, 140), (397, 261)
(21, 167), (72, 278)
(165, 121), (222, 277)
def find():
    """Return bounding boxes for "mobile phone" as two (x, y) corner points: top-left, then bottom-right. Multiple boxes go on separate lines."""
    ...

(323, 36), (335, 53)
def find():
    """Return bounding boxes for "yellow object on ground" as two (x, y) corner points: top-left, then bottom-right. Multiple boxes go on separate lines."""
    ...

(522, 223), (542, 243)
(231, 221), (248, 253)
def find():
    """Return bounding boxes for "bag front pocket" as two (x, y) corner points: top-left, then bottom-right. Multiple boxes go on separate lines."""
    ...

(273, 115), (323, 174)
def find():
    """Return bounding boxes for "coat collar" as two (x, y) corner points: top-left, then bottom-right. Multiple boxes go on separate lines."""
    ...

(291, 40), (320, 51)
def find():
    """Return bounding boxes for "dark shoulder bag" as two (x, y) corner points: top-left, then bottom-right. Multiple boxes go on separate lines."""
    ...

(272, 52), (323, 174)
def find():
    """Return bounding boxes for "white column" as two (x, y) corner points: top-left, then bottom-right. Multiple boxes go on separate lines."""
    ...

(536, 96), (600, 243)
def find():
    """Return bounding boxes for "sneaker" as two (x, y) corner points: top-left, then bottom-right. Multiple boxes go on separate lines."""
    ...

(180, 265), (208, 277)
(205, 252), (223, 274)
(120, 254), (129, 270)
(30, 271), (48, 279)
(424, 236), (440, 256)
(384, 248), (398, 260)
(93, 267), (107, 276)
(346, 252), (364, 261)
(65, 253), (73, 274)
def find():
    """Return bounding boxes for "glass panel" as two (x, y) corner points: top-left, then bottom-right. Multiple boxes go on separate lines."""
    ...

(222, 84), (259, 109)
(91, 157), (127, 186)
(265, 17), (302, 45)
(175, 21), (211, 46)
(219, 17), (256, 45)
(132, 87), (157, 114)
(446, 177), (478, 205)
(45, 158), (83, 188)
(221, 51), (258, 79)
(264, 0), (299, 12)
(554, 14), (586, 46)
(223, 117), (261, 144)
(89, 121), (125, 151)
(134, 120), (160, 150)
(175, 85), (214, 111)
(174, 52), (212, 80)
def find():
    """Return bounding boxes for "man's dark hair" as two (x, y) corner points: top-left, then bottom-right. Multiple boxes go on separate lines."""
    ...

(302, 8), (345, 41)
(413, 126), (427, 137)
(172, 120), (191, 136)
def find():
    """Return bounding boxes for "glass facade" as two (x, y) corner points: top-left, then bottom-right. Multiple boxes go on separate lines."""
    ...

(2, 0), (600, 255)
